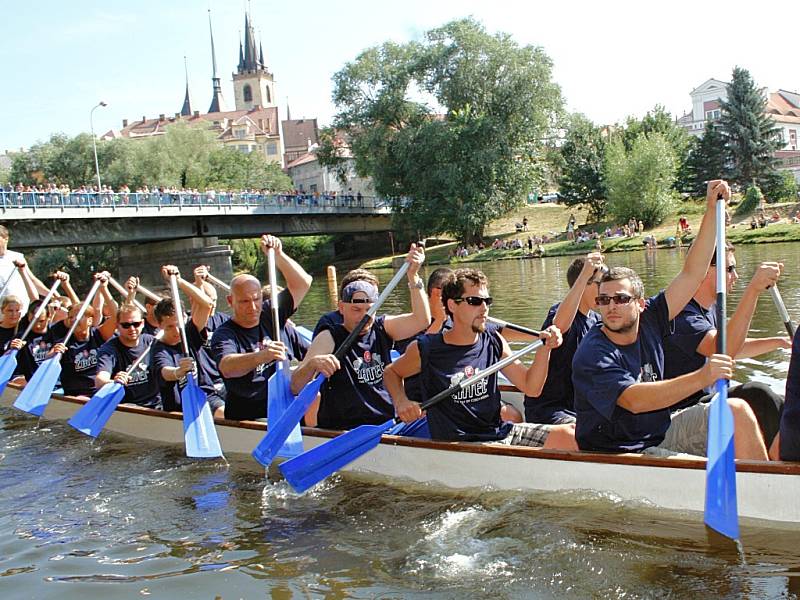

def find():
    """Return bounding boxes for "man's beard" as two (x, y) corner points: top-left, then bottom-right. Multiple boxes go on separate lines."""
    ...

(602, 313), (638, 335)
(471, 319), (486, 334)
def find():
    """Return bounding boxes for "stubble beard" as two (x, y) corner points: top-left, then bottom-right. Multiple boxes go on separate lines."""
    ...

(471, 320), (486, 334)
(602, 313), (638, 335)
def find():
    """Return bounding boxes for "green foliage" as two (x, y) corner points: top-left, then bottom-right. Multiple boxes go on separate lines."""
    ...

(326, 17), (564, 243)
(556, 113), (606, 220)
(27, 245), (119, 295)
(760, 170), (799, 203)
(227, 236), (334, 276)
(680, 123), (728, 195)
(736, 183), (763, 216)
(604, 132), (678, 227)
(719, 67), (781, 187)
(621, 105), (691, 163)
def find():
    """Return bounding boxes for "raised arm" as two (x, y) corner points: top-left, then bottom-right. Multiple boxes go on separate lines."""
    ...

(665, 180), (730, 320)
(499, 326), (562, 396)
(55, 271), (80, 304)
(552, 253), (603, 332)
(13, 259), (39, 302)
(161, 265), (214, 330)
(95, 272), (118, 340)
(261, 235), (312, 307)
(383, 244), (432, 340)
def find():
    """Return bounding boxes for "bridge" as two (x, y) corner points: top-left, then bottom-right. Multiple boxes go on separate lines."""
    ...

(0, 191), (398, 284)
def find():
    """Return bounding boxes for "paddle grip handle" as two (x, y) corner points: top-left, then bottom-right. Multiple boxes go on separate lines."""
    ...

(205, 272), (231, 292)
(62, 279), (103, 346)
(108, 276), (147, 313)
(769, 285), (796, 338)
(487, 317), (541, 338)
(333, 261), (411, 362)
(168, 274), (191, 357)
(419, 339), (544, 412)
(17, 279), (61, 342)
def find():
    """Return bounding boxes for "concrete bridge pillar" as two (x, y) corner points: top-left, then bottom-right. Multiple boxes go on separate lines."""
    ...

(117, 237), (233, 291)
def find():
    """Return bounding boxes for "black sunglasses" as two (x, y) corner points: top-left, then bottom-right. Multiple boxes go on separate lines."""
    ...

(595, 294), (635, 306)
(454, 296), (493, 307)
(712, 264), (737, 273)
(119, 321), (143, 329)
(346, 298), (373, 305)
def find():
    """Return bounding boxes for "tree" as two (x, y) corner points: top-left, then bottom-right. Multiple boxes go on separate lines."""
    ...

(760, 170), (799, 203)
(718, 67), (781, 187)
(557, 113), (607, 220)
(604, 132), (678, 227)
(680, 123), (728, 196)
(320, 18), (563, 242)
(208, 148), (292, 191)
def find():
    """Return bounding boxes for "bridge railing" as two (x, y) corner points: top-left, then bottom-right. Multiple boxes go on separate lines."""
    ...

(0, 191), (403, 213)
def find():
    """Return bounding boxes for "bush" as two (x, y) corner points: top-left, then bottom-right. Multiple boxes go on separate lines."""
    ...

(761, 170), (799, 204)
(736, 184), (763, 216)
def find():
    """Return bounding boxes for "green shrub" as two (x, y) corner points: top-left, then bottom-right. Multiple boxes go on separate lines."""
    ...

(736, 184), (763, 216)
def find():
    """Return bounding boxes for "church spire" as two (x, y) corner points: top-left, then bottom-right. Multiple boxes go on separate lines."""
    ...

(180, 56), (192, 116)
(207, 9), (225, 113)
(259, 41), (265, 69)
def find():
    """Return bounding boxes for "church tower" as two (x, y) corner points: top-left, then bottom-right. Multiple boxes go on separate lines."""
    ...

(232, 12), (276, 111)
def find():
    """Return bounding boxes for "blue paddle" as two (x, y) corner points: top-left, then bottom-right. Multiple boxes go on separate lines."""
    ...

(169, 273), (223, 458)
(279, 338), (544, 493)
(252, 261), (411, 467)
(0, 278), (62, 396)
(294, 325), (313, 345)
(13, 279), (102, 417)
(265, 247), (303, 459)
(68, 331), (164, 437)
(704, 194), (739, 541)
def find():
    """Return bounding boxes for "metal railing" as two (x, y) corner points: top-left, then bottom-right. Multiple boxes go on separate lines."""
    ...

(0, 191), (402, 213)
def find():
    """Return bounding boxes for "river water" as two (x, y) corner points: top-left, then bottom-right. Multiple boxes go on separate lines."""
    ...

(2, 243), (800, 599)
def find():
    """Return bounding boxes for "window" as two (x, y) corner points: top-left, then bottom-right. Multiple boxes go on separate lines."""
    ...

(705, 109), (721, 121)
(265, 87), (271, 103)
(790, 129), (797, 150)
(237, 144), (249, 153)
(234, 128), (245, 139)
(243, 84), (252, 102)
(266, 142), (278, 155)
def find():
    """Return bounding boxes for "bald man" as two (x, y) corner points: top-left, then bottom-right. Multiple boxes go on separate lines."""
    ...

(209, 235), (312, 420)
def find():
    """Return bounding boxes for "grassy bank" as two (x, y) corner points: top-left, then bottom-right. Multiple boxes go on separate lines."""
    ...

(361, 199), (800, 269)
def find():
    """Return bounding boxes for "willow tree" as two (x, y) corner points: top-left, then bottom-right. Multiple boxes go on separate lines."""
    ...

(318, 18), (563, 243)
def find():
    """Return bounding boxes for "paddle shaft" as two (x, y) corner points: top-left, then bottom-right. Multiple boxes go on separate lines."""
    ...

(714, 197), (728, 395)
(267, 248), (282, 344)
(769, 285), (796, 338)
(168, 274), (192, 357)
(333, 261), (411, 362)
(0, 264), (20, 298)
(123, 330), (164, 375)
(108, 277), (147, 313)
(205, 272), (231, 292)
(17, 279), (61, 342)
(61, 279), (103, 346)
(137, 283), (163, 303)
(486, 317), (541, 338)
(419, 339), (544, 412)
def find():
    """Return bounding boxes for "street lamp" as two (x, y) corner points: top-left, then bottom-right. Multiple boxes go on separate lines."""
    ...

(90, 101), (108, 191)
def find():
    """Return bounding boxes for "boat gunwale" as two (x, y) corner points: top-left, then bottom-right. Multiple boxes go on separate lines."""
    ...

(11, 383), (800, 477)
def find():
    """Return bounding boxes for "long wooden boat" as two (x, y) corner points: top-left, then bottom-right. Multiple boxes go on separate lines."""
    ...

(2, 382), (799, 527)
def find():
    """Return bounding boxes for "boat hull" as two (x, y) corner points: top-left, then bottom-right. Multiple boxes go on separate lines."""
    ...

(2, 384), (799, 526)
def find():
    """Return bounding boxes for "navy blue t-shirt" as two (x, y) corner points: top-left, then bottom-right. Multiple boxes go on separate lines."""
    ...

(143, 319), (160, 336)
(663, 299), (717, 409)
(780, 326), (800, 461)
(317, 315), (395, 430)
(419, 329), (511, 442)
(313, 310), (343, 337)
(17, 328), (55, 381)
(48, 320), (69, 342)
(572, 292), (673, 452)
(0, 325), (17, 353)
(525, 303), (600, 424)
(96, 334), (161, 408)
(209, 291), (294, 420)
(60, 328), (106, 396)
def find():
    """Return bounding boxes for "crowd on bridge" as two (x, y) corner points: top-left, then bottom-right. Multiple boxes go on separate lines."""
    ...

(0, 182), (381, 210)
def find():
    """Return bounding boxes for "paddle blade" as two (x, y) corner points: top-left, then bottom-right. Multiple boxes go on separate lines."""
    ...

(181, 374), (223, 459)
(294, 326), (313, 345)
(267, 360), (303, 459)
(0, 349), (20, 396)
(67, 382), (125, 437)
(704, 388), (740, 540)
(12, 355), (62, 416)
(387, 416), (430, 439)
(279, 419), (396, 493)
(252, 374), (324, 467)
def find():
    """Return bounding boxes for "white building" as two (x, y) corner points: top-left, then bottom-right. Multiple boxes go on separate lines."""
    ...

(286, 149), (375, 196)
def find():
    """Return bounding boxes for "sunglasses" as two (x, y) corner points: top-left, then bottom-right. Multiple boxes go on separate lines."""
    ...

(712, 264), (737, 273)
(346, 298), (374, 305)
(119, 321), (143, 329)
(595, 294), (635, 306)
(454, 296), (494, 307)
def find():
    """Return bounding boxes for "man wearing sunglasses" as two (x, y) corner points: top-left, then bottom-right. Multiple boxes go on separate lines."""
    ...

(663, 243), (788, 456)
(291, 244), (430, 430)
(385, 268), (577, 449)
(95, 302), (161, 408)
(572, 180), (769, 460)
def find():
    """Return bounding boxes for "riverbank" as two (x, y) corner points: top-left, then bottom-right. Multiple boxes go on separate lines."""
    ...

(361, 200), (800, 269)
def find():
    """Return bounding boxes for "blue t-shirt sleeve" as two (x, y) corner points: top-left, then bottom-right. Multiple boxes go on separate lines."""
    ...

(95, 342), (116, 375)
(153, 343), (175, 387)
(210, 326), (237, 366)
(669, 303), (713, 358)
(644, 292), (673, 339)
(573, 341), (637, 421)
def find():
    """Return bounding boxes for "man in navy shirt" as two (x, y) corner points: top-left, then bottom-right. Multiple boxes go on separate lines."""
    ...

(572, 180), (768, 459)
(385, 268), (575, 449)
(779, 327), (800, 460)
(525, 253), (603, 425)
(210, 235), (312, 421)
(96, 303), (161, 408)
(291, 244), (431, 430)
(663, 244), (788, 451)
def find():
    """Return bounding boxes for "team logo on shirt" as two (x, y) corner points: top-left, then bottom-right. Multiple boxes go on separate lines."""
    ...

(74, 349), (98, 372)
(33, 341), (51, 365)
(127, 361), (149, 385)
(254, 337), (273, 376)
(449, 366), (489, 404)
(349, 350), (385, 386)
(638, 363), (658, 383)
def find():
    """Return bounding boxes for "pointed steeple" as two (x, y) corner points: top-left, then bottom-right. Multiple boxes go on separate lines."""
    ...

(286, 99), (291, 121)
(238, 40), (244, 71)
(207, 9), (225, 114)
(180, 56), (192, 116)
(259, 42), (265, 69)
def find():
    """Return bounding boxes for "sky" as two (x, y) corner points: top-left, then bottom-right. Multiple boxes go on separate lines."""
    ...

(2, 0), (799, 154)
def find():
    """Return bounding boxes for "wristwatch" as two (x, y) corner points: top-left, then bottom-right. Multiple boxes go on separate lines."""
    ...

(408, 277), (424, 290)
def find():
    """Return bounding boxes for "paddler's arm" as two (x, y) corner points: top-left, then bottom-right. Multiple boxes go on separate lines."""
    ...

(384, 341), (423, 423)
(552, 253), (603, 333)
(289, 330), (338, 395)
(13, 260), (39, 302)
(616, 354), (733, 413)
(56, 271), (80, 305)
(735, 336), (792, 358)
(217, 341), (287, 379)
(664, 180), (730, 320)
(500, 325), (562, 396)
(261, 235), (312, 307)
(161, 265), (214, 331)
(383, 244), (431, 340)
